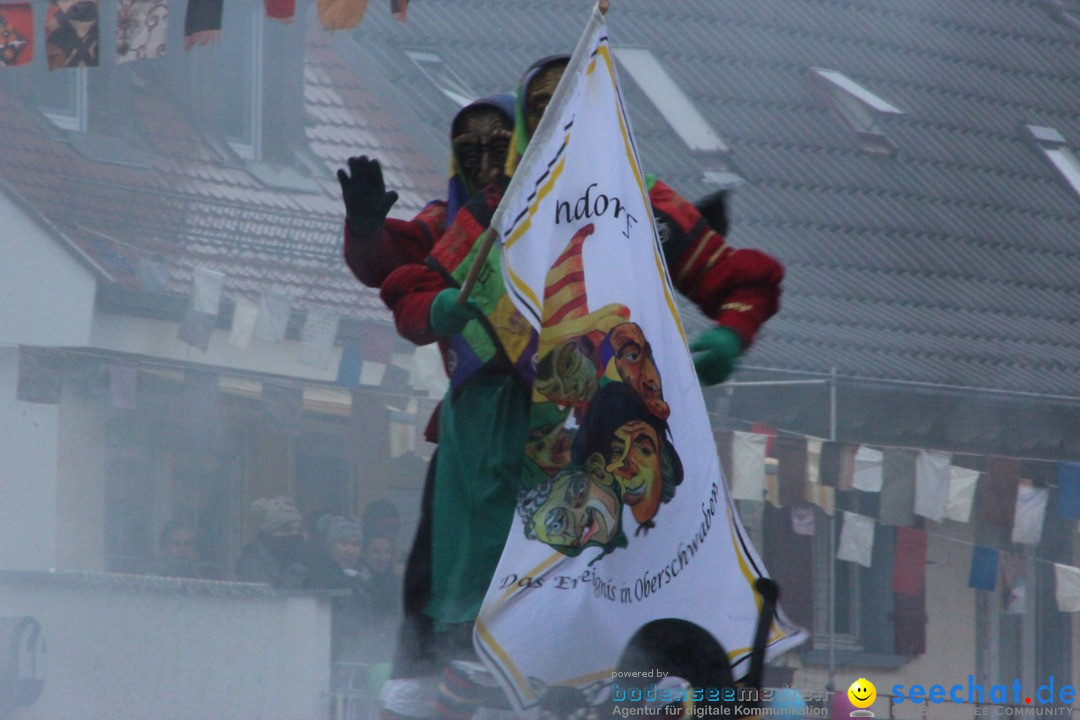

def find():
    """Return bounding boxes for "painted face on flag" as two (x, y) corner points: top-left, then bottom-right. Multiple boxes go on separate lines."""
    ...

(452, 105), (514, 194)
(525, 419), (574, 474)
(534, 335), (600, 407)
(0, 12), (29, 66)
(523, 467), (622, 553)
(606, 420), (664, 523)
(606, 323), (669, 421)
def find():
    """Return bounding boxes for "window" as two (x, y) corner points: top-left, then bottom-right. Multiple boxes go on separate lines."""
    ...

(1026, 124), (1080, 198)
(808, 68), (903, 155)
(404, 50), (475, 108)
(219, 3), (264, 159)
(39, 66), (89, 132)
(613, 47), (728, 154)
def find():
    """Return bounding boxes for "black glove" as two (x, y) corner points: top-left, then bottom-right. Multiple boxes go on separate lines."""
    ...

(694, 189), (729, 237)
(337, 156), (399, 236)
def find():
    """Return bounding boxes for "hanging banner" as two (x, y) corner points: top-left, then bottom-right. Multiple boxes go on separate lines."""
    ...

(46, 0), (100, 69)
(0, 3), (34, 68)
(116, 0), (168, 64)
(474, 5), (806, 711)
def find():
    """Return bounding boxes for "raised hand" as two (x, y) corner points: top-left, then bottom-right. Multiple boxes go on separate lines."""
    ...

(337, 156), (399, 236)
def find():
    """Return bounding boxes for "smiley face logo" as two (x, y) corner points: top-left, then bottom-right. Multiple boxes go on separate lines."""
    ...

(848, 678), (877, 709)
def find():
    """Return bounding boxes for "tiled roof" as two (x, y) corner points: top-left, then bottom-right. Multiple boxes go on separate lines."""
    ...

(350, 0), (1080, 399)
(6, 0), (1080, 407)
(0, 25), (445, 324)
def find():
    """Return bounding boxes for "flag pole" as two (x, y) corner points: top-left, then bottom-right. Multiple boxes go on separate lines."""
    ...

(456, 228), (497, 303)
(457, 0), (608, 305)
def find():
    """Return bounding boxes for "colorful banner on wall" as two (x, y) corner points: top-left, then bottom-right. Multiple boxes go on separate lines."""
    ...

(0, 3), (34, 67)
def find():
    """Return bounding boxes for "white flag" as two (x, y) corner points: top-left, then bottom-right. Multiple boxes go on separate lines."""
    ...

(475, 8), (806, 711)
(1055, 563), (1080, 612)
(228, 296), (259, 350)
(852, 446), (884, 492)
(1011, 483), (1048, 545)
(298, 306), (340, 369)
(731, 431), (768, 501)
(254, 292), (292, 343)
(192, 266), (225, 316)
(837, 511), (875, 568)
(945, 466), (979, 523)
(914, 450), (951, 522)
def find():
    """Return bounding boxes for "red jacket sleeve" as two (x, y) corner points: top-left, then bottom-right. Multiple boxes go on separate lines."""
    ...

(343, 202), (447, 288)
(379, 261), (446, 347)
(650, 180), (783, 348)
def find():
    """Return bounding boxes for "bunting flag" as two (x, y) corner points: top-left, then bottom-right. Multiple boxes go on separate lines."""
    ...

(945, 465), (979, 523)
(359, 321), (397, 364)
(893, 591), (926, 656)
(228, 296), (259, 350)
(914, 450), (951, 522)
(191, 266), (225, 316)
(837, 511), (875, 567)
(852, 445), (884, 492)
(335, 345), (361, 387)
(317, 0), (368, 31)
(980, 456), (1020, 529)
(774, 435), (807, 508)
(177, 304), (214, 351)
(0, 3), (34, 67)
(730, 430), (767, 501)
(891, 526), (927, 596)
(116, 0), (168, 64)
(298, 306), (340, 370)
(818, 440), (842, 487)
(46, 0), (99, 69)
(1054, 563), (1080, 612)
(473, 8), (806, 710)
(805, 438), (822, 487)
(1010, 481), (1048, 545)
(263, 0), (295, 23)
(16, 346), (65, 404)
(968, 545), (998, 591)
(1057, 463), (1080, 520)
(183, 0), (222, 49)
(359, 361), (387, 386)
(389, 0), (407, 22)
(253, 291), (291, 343)
(108, 363), (138, 409)
(879, 448), (916, 526)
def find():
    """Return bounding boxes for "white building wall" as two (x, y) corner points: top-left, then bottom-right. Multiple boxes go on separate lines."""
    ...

(0, 190), (96, 348)
(0, 347), (60, 572)
(0, 572), (333, 720)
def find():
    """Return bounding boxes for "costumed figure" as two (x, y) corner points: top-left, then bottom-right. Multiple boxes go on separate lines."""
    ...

(374, 53), (783, 720)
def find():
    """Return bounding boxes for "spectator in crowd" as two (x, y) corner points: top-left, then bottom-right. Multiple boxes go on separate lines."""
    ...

(306, 514), (374, 689)
(150, 521), (202, 579)
(357, 532), (402, 651)
(235, 497), (309, 588)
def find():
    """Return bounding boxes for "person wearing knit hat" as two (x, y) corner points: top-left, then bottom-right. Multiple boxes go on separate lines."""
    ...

(235, 497), (309, 588)
(318, 515), (363, 573)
